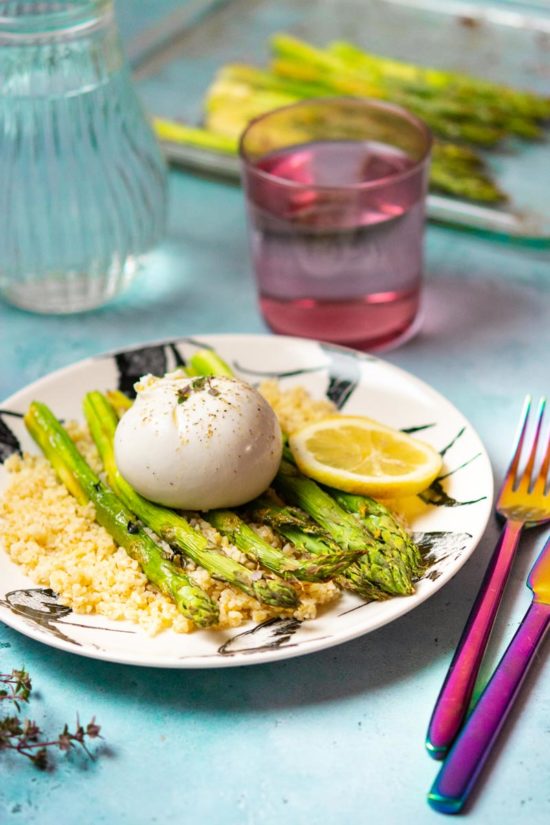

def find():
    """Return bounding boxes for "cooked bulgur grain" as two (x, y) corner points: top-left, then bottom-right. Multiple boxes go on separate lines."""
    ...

(258, 380), (336, 434)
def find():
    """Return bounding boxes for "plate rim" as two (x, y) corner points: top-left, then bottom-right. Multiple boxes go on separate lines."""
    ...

(0, 333), (494, 668)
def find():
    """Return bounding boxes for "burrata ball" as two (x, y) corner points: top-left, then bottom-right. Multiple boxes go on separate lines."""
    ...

(114, 373), (282, 509)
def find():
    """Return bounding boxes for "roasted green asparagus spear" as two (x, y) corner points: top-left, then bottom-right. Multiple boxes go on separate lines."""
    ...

(248, 497), (350, 556)
(188, 349), (234, 377)
(248, 498), (391, 601)
(274, 460), (414, 596)
(274, 460), (371, 552)
(246, 498), (387, 597)
(24, 401), (219, 627)
(154, 118), (238, 154)
(279, 444), (422, 587)
(269, 37), (505, 146)
(83, 392), (298, 609)
(271, 35), (548, 140)
(327, 40), (550, 121)
(105, 389), (133, 415)
(207, 507), (358, 581)
(326, 488), (425, 578)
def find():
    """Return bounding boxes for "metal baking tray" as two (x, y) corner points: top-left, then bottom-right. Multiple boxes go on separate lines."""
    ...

(129, 0), (550, 244)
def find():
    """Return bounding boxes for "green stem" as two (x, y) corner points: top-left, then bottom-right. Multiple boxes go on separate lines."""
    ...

(189, 349), (234, 378)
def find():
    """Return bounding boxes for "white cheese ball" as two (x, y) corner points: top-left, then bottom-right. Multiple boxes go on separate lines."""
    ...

(114, 374), (282, 510)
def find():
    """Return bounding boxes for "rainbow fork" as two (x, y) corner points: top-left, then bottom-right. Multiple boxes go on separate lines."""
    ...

(428, 533), (550, 813)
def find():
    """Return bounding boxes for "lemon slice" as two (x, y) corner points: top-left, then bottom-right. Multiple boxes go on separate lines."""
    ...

(289, 415), (442, 497)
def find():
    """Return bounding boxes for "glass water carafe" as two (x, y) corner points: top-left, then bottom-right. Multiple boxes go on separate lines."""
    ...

(0, 1), (167, 313)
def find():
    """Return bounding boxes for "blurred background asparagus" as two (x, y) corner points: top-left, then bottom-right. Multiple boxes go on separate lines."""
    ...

(154, 33), (550, 204)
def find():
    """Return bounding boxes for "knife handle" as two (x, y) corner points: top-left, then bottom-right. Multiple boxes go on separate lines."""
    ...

(428, 600), (550, 814)
(426, 519), (523, 759)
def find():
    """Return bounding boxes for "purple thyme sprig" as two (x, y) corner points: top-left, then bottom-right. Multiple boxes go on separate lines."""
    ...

(0, 668), (102, 769)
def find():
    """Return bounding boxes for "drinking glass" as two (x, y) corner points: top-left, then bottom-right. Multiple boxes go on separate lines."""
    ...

(239, 97), (432, 350)
(0, 1), (167, 313)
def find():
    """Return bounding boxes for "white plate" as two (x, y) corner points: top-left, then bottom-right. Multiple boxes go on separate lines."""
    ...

(0, 334), (493, 668)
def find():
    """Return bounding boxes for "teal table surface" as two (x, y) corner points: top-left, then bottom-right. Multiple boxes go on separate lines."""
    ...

(1, 3), (550, 824)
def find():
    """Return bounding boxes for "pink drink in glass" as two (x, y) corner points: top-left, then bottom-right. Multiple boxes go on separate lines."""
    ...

(240, 99), (432, 350)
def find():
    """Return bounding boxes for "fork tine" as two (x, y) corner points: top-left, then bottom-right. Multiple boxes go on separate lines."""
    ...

(533, 413), (550, 496)
(505, 395), (531, 488)
(519, 397), (547, 491)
